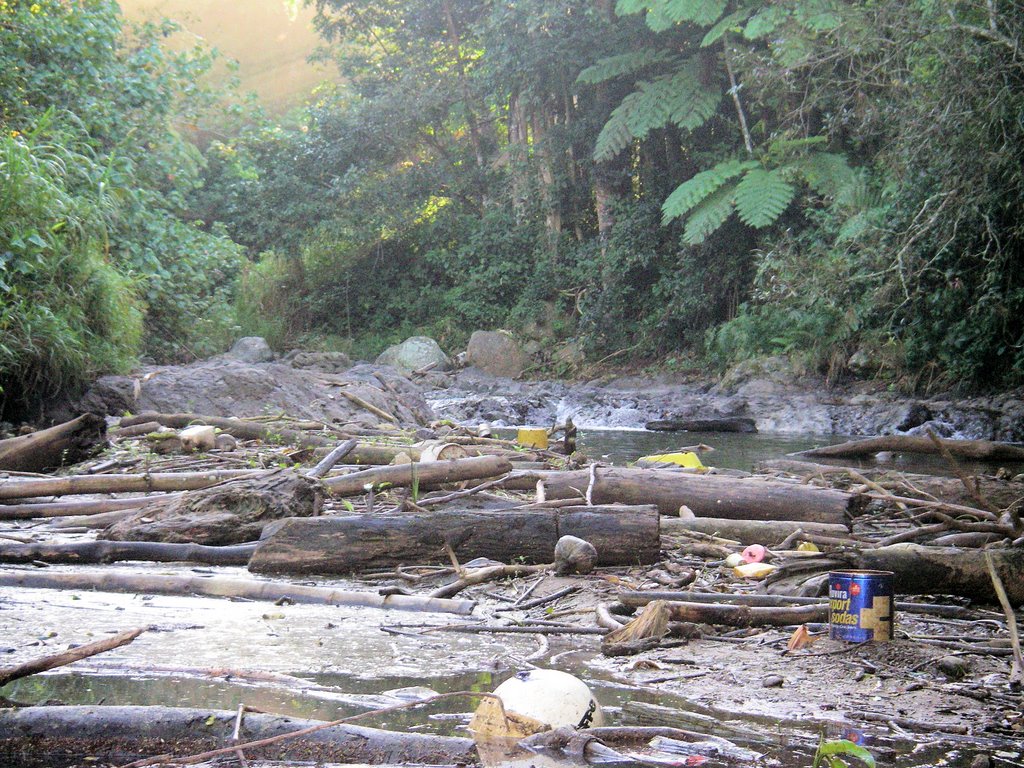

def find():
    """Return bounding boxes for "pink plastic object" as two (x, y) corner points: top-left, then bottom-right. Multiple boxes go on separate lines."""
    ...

(742, 544), (766, 563)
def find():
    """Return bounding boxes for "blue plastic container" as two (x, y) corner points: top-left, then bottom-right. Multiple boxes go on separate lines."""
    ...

(828, 570), (894, 642)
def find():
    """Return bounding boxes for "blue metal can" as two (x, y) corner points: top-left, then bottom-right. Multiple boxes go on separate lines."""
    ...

(829, 570), (895, 642)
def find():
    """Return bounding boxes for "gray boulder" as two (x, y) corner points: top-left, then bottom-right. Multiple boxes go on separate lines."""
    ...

(227, 337), (275, 363)
(375, 336), (450, 373)
(465, 330), (527, 378)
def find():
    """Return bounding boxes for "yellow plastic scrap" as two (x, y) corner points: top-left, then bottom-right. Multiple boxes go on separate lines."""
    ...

(638, 451), (705, 469)
(732, 562), (777, 579)
(796, 541), (820, 552)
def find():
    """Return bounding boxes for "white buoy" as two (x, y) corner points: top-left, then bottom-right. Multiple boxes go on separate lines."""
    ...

(469, 669), (604, 737)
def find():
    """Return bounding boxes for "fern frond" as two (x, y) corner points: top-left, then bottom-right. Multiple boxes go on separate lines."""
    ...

(661, 0), (728, 26)
(615, 0), (648, 15)
(577, 49), (678, 85)
(681, 184), (736, 243)
(594, 91), (643, 162)
(662, 158), (758, 222)
(794, 0), (843, 31)
(793, 152), (855, 196)
(701, 7), (755, 47)
(593, 60), (721, 161)
(743, 6), (790, 40)
(734, 168), (795, 228)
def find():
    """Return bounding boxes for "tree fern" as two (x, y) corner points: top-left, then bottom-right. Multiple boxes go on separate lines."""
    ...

(662, 158), (758, 223)
(743, 6), (790, 40)
(592, 59), (721, 162)
(734, 168), (795, 227)
(682, 184), (737, 243)
(594, 91), (644, 163)
(577, 49), (677, 85)
(616, 0), (727, 30)
(701, 7), (755, 47)
(791, 152), (855, 196)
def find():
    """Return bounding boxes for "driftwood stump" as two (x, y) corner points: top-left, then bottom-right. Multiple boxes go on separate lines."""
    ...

(100, 470), (322, 545)
(0, 413), (106, 472)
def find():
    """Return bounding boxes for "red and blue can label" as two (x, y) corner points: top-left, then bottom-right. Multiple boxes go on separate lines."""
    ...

(829, 570), (894, 642)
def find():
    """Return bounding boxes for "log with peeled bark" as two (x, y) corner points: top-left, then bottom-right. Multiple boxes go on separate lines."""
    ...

(757, 458), (1024, 510)
(0, 569), (476, 614)
(798, 435), (1024, 461)
(501, 467), (862, 525)
(0, 413), (106, 473)
(0, 469), (258, 501)
(662, 516), (852, 544)
(249, 504), (660, 575)
(645, 417), (757, 433)
(119, 411), (335, 448)
(322, 454), (512, 496)
(0, 540), (256, 566)
(0, 706), (477, 766)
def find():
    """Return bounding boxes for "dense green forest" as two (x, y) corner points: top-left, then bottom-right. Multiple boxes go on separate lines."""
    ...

(2, 0), (1023, 420)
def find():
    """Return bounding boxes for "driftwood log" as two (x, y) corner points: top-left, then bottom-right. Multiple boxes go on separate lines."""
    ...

(645, 417), (757, 433)
(0, 495), (170, 520)
(0, 706), (477, 766)
(664, 600), (827, 627)
(0, 469), (258, 501)
(322, 455), (512, 496)
(0, 540), (256, 566)
(617, 590), (970, 617)
(249, 504), (660, 574)
(662, 516), (852, 544)
(502, 467), (862, 525)
(0, 570), (475, 614)
(767, 543), (1024, 605)
(757, 458), (1024, 510)
(798, 435), (1024, 461)
(0, 627), (147, 688)
(0, 413), (106, 473)
(119, 411), (335, 448)
(99, 469), (322, 545)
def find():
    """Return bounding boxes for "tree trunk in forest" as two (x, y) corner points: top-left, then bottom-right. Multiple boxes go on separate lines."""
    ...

(0, 413), (106, 473)
(249, 504), (660, 574)
(501, 467), (861, 525)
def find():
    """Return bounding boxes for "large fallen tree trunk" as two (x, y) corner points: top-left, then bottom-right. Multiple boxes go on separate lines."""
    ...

(322, 455), (512, 496)
(0, 569), (475, 614)
(798, 435), (1024, 461)
(858, 543), (1024, 605)
(645, 417), (757, 433)
(0, 540), (256, 566)
(767, 543), (1024, 605)
(662, 516), (852, 544)
(501, 467), (861, 525)
(249, 504), (660, 574)
(100, 470), (322, 545)
(0, 413), (106, 473)
(0, 706), (477, 766)
(757, 458), (1024, 510)
(119, 411), (335, 448)
(0, 469), (259, 501)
